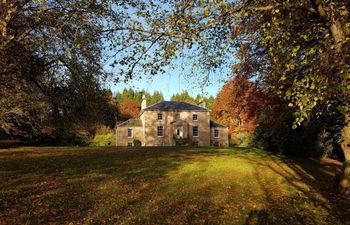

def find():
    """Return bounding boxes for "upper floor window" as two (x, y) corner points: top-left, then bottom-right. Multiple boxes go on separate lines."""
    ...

(157, 126), (164, 137)
(158, 113), (163, 120)
(192, 114), (198, 121)
(214, 129), (219, 138)
(127, 128), (133, 138)
(192, 126), (199, 137)
(175, 113), (180, 120)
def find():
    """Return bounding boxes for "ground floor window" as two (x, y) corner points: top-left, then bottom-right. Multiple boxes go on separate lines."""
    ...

(127, 142), (133, 147)
(127, 129), (133, 138)
(157, 126), (164, 137)
(192, 126), (199, 137)
(214, 129), (219, 138)
(193, 141), (199, 146)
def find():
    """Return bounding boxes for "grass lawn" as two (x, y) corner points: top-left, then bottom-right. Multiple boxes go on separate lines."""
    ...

(0, 146), (349, 225)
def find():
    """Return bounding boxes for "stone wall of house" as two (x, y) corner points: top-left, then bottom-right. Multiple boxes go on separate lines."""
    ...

(210, 127), (229, 147)
(116, 126), (144, 146)
(141, 110), (211, 146)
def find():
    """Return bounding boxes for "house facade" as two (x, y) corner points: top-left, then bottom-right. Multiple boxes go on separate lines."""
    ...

(116, 96), (228, 147)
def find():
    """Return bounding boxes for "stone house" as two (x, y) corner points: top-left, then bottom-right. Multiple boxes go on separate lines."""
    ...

(115, 96), (228, 147)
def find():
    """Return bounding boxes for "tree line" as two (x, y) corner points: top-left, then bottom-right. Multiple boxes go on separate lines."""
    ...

(114, 88), (215, 121)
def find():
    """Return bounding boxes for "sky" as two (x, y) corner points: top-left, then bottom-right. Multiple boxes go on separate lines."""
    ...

(102, 3), (235, 100)
(108, 63), (231, 100)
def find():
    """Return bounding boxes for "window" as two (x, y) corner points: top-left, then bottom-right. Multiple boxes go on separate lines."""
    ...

(193, 141), (199, 146)
(158, 113), (163, 120)
(127, 142), (133, 147)
(157, 126), (164, 137)
(192, 126), (199, 137)
(214, 129), (219, 138)
(175, 113), (180, 120)
(192, 114), (198, 121)
(127, 129), (133, 138)
(214, 141), (219, 147)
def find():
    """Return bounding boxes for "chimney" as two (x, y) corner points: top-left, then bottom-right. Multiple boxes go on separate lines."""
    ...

(141, 94), (147, 110)
(199, 98), (206, 108)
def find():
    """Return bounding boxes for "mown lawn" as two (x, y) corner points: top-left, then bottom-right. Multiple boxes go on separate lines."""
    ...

(0, 147), (349, 225)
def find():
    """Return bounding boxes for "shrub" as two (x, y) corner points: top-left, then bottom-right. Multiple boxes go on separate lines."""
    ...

(133, 139), (142, 146)
(90, 126), (115, 146)
(314, 129), (333, 158)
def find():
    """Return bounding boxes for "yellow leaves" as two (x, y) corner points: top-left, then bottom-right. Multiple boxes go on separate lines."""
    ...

(203, 8), (210, 17)
(291, 45), (300, 57)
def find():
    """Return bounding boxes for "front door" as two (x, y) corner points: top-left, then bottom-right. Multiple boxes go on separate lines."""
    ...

(176, 127), (183, 138)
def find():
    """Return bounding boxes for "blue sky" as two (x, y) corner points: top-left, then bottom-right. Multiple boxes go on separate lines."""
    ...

(108, 67), (230, 100)
(102, 1), (236, 100)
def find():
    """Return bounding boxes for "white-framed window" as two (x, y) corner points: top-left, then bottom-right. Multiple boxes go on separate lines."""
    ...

(193, 141), (199, 146)
(214, 129), (219, 138)
(158, 113), (163, 120)
(192, 114), (198, 121)
(192, 126), (199, 137)
(127, 128), (133, 138)
(157, 126), (164, 137)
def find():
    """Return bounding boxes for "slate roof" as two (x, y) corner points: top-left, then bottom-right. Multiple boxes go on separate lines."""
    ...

(210, 120), (227, 128)
(144, 101), (208, 112)
(117, 119), (142, 127)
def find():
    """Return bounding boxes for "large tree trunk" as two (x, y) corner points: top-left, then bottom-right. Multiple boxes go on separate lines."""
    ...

(340, 116), (350, 195)
(316, 1), (350, 196)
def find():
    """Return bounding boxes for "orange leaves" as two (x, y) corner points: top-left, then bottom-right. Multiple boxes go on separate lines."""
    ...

(118, 100), (141, 120)
(212, 76), (266, 135)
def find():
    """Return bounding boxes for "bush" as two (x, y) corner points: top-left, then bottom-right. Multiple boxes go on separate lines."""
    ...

(133, 139), (142, 146)
(314, 129), (333, 158)
(229, 132), (252, 147)
(229, 134), (240, 146)
(90, 126), (115, 146)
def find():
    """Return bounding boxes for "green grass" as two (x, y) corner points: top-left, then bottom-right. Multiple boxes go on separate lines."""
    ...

(0, 146), (348, 225)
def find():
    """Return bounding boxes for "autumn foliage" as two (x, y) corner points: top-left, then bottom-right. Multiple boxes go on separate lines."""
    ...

(212, 76), (266, 139)
(118, 100), (140, 120)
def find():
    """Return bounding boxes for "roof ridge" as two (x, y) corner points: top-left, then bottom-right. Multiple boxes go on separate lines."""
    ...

(143, 100), (209, 111)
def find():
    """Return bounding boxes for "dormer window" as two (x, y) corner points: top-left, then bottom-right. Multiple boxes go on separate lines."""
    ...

(192, 114), (198, 121)
(158, 113), (163, 120)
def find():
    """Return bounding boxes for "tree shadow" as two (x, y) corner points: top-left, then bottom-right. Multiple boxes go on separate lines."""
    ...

(0, 148), (228, 224)
(237, 153), (350, 225)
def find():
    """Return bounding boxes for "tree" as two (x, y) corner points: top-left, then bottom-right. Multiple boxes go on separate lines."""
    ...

(212, 76), (265, 144)
(0, 0), (125, 142)
(118, 100), (140, 120)
(149, 91), (164, 106)
(171, 91), (196, 104)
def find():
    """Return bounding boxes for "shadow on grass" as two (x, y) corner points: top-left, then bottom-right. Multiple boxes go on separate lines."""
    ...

(0, 147), (227, 224)
(238, 153), (350, 225)
(0, 147), (348, 224)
